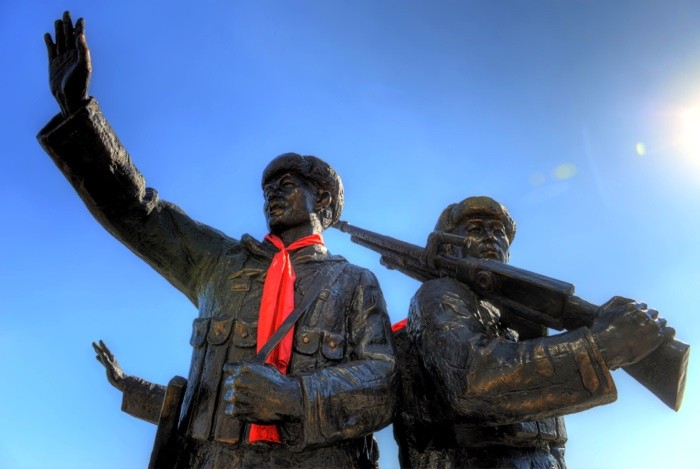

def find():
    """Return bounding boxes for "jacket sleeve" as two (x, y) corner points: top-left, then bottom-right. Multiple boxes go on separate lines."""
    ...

(283, 269), (397, 452)
(37, 100), (227, 304)
(408, 278), (617, 425)
(120, 376), (167, 424)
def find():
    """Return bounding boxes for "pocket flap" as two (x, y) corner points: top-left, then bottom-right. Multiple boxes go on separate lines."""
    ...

(190, 318), (210, 348)
(231, 319), (257, 348)
(208, 317), (234, 345)
(294, 327), (321, 355)
(321, 331), (345, 360)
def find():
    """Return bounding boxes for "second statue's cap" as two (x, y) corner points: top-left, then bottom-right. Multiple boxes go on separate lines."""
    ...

(434, 196), (516, 242)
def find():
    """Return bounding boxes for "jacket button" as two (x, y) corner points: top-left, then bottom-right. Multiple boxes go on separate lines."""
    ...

(329, 341), (337, 348)
(302, 336), (310, 344)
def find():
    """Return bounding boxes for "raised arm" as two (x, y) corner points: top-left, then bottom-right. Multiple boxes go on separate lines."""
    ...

(38, 13), (229, 304)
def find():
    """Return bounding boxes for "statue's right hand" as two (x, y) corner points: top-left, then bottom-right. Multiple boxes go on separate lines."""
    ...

(44, 11), (91, 116)
(590, 296), (675, 370)
(92, 340), (126, 392)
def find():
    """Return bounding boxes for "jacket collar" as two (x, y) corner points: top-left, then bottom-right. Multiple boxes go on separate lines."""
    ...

(241, 234), (340, 264)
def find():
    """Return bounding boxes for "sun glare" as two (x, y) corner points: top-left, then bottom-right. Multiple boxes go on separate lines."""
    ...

(679, 105), (700, 160)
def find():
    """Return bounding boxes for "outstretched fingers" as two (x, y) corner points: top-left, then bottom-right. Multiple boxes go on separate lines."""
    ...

(95, 340), (114, 362)
(100, 340), (115, 361)
(92, 341), (106, 363)
(94, 355), (108, 368)
(92, 340), (115, 366)
(52, 11), (77, 56)
(75, 17), (86, 48)
(54, 19), (64, 55)
(62, 11), (75, 50)
(44, 32), (56, 60)
(75, 18), (91, 70)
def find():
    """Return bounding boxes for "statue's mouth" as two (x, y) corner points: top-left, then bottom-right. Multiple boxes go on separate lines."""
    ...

(481, 246), (501, 259)
(267, 201), (285, 216)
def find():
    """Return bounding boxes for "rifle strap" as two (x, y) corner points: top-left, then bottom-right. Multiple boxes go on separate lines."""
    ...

(254, 261), (346, 364)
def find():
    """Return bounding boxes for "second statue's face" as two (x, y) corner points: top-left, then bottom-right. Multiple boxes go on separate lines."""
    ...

(452, 217), (510, 263)
(263, 171), (317, 234)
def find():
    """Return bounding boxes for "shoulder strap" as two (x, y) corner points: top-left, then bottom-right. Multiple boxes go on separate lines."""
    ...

(254, 261), (347, 364)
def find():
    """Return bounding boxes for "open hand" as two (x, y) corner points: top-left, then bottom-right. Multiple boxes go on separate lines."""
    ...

(92, 340), (126, 391)
(44, 11), (91, 116)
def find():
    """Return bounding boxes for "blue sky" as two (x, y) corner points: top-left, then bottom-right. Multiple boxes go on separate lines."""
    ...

(2, 1), (699, 467)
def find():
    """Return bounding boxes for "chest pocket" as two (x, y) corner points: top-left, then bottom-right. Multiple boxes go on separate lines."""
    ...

(231, 319), (257, 348)
(321, 331), (345, 361)
(294, 326), (321, 355)
(293, 326), (345, 361)
(207, 317), (234, 345)
(228, 268), (264, 309)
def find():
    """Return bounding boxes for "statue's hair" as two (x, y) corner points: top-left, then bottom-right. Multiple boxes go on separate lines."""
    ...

(434, 196), (516, 243)
(262, 153), (344, 229)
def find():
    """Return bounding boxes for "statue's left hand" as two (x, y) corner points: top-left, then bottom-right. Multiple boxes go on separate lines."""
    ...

(44, 11), (91, 116)
(92, 340), (127, 392)
(222, 363), (303, 423)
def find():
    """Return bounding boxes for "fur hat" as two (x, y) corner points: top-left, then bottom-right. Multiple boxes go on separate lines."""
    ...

(262, 153), (344, 229)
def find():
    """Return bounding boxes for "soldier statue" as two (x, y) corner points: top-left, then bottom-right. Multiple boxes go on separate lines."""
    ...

(391, 196), (674, 468)
(39, 12), (396, 468)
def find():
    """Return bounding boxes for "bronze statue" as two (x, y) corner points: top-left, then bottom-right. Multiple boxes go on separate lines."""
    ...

(335, 197), (686, 468)
(39, 12), (396, 468)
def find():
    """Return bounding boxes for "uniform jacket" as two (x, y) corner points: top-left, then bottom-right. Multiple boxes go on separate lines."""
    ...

(395, 277), (617, 468)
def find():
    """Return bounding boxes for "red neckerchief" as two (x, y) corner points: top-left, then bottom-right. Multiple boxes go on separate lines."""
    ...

(391, 318), (408, 332)
(249, 232), (324, 444)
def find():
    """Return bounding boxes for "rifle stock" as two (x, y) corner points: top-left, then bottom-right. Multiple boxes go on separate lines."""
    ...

(149, 375), (187, 469)
(334, 220), (688, 411)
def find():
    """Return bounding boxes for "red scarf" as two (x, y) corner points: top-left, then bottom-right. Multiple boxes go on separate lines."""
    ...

(248, 232), (324, 444)
(391, 318), (408, 332)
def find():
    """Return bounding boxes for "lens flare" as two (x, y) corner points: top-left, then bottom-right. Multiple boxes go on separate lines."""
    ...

(635, 142), (646, 156)
(679, 107), (700, 159)
(553, 163), (577, 180)
(529, 171), (546, 186)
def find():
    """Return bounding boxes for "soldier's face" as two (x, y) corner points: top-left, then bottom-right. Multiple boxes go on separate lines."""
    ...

(263, 172), (317, 233)
(452, 218), (510, 263)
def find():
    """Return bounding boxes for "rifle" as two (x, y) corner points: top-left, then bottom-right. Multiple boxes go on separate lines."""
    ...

(333, 220), (689, 411)
(149, 375), (187, 469)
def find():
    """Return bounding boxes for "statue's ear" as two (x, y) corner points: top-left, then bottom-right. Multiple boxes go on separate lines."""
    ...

(315, 190), (331, 211)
